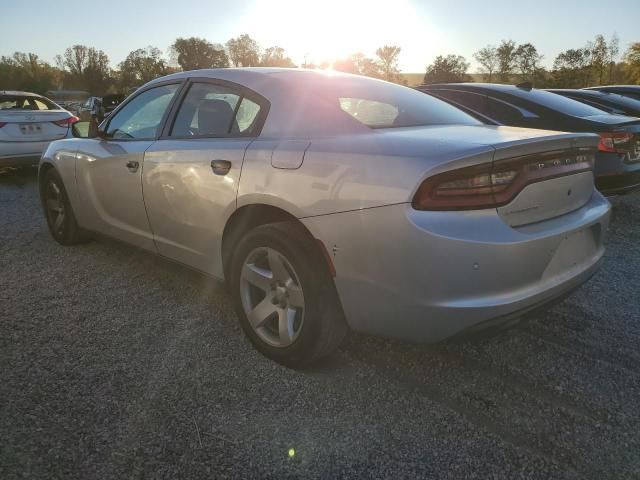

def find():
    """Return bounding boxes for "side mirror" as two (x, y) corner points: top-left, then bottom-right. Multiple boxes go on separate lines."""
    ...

(72, 121), (92, 138)
(73, 119), (106, 139)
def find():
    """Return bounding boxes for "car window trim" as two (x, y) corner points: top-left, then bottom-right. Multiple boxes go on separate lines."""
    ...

(159, 77), (271, 140)
(101, 79), (186, 142)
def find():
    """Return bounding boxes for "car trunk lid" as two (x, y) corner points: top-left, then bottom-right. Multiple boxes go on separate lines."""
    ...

(491, 133), (598, 226)
(0, 110), (72, 142)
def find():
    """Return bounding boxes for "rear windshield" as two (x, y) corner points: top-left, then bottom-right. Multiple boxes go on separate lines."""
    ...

(321, 78), (481, 128)
(510, 89), (607, 118)
(587, 92), (640, 111)
(0, 95), (59, 111)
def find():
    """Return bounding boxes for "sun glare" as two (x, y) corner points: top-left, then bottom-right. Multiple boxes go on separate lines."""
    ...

(241, 0), (439, 69)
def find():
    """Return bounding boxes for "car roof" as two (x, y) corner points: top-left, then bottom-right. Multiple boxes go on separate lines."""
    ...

(148, 67), (362, 89)
(584, 85), (640, 92)
(0, 90), (43, 97)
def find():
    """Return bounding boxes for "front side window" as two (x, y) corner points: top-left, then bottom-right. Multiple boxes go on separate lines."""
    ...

(105, 84), (179, 140)
(171, 82), (262, 137)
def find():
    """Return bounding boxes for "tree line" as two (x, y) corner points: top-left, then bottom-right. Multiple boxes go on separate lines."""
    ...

(0, 34), (403, 96)
(1, 32), (638, 96)
(424, 34), (640, 87)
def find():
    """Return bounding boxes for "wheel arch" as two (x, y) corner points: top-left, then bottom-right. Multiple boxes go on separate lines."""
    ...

(221, 203), (333, 282)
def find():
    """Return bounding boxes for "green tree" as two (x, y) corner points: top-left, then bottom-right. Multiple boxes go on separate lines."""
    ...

(496, 39), (517, 82)
(59, 45), (111, 94)
(473, 46), (499, 82)
(0, 52), (61, 93)
(607, 33), (620, 83)
(118, 46), (167, 90)
(171, 37), (228, 71)
(623, 42), (640, 84)
(226, 34), (261, 67)
(552, 48), (592, 87)
(514, 43), (543, 84)
(375, 45), (402, 82)
(260, 46), (296, 67)
(423, 55), (470, 84)
(333, 52), (380, 78)
(589, 34), (609, 85)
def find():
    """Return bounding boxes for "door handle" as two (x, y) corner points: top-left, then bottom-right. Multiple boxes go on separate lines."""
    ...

(126, 160), (139, 172)
(211, 159), (232, 175)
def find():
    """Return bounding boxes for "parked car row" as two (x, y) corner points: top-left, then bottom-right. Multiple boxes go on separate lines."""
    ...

(418, 82), (640, 195)
(35, 68), (631, 366)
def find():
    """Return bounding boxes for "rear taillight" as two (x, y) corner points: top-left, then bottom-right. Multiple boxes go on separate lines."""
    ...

(0, 122), (7, 128)
(598, 132), (634, 153)
(413, 149), (595, 211)
(52, 116), (79, 128)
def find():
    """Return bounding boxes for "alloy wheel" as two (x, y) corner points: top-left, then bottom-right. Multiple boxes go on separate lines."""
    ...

(46, 181), (66, 236)
(239, 247), (305, 348)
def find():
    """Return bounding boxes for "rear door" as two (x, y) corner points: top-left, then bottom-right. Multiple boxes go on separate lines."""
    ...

(143, 79), (268, 277)
(74, 82), (181, 250)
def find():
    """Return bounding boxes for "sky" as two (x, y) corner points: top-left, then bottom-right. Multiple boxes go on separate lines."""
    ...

(2, 0), (639, 72)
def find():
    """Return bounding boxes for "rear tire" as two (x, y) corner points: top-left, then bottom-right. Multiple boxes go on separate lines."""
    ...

(41, 168), (87, 245)
(229, 222), (347, 367)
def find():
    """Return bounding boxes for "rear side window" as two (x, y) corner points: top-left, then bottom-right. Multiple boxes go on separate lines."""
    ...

(0, 95), (57, 110)
(171, 82), (262, 137)
(511, 89), (607, 117)
(485, 98), (526, 124)
(433, 90), (488, 114)
(316, 79), (480, 129)
(339, 98), (399, 128)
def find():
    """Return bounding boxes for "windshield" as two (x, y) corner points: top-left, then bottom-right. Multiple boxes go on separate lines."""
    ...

(0, 95), (59, 110)
(320, 78), (482, 128)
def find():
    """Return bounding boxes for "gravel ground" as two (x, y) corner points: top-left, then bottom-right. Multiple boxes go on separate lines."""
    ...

(1, 168), (639, 479)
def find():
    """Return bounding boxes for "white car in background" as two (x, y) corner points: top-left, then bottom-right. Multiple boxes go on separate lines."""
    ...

(0, 91), (78, 168)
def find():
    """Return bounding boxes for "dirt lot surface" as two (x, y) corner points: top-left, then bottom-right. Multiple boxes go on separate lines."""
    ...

(1, 169), (639, 479)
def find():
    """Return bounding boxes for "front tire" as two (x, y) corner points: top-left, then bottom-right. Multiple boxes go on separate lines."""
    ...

(41, 168), (86, 245)
(229, 222), (347, 367)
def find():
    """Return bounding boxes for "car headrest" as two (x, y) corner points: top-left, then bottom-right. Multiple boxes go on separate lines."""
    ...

(198, 99), (236, 135)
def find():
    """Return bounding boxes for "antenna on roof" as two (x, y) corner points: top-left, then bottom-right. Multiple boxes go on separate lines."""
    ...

(516, 81), (533, 91)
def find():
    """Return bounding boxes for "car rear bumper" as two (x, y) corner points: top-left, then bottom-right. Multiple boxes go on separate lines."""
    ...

(1, 140), (53, 165)
(594, 152), (640, 195)
(595, 168), (640, 195)
(302, 192), (611, 342)
(0, 153), (42, 167)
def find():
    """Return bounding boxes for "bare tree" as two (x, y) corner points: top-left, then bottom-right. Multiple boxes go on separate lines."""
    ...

(473, 46), (499, 82)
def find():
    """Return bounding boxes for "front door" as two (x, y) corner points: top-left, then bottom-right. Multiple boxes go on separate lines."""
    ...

(75, 83), (181, 250)
(142, 81), (266, 276)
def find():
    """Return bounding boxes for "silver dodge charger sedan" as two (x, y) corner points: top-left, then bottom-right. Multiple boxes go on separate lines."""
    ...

(39, 68), (611, 366)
